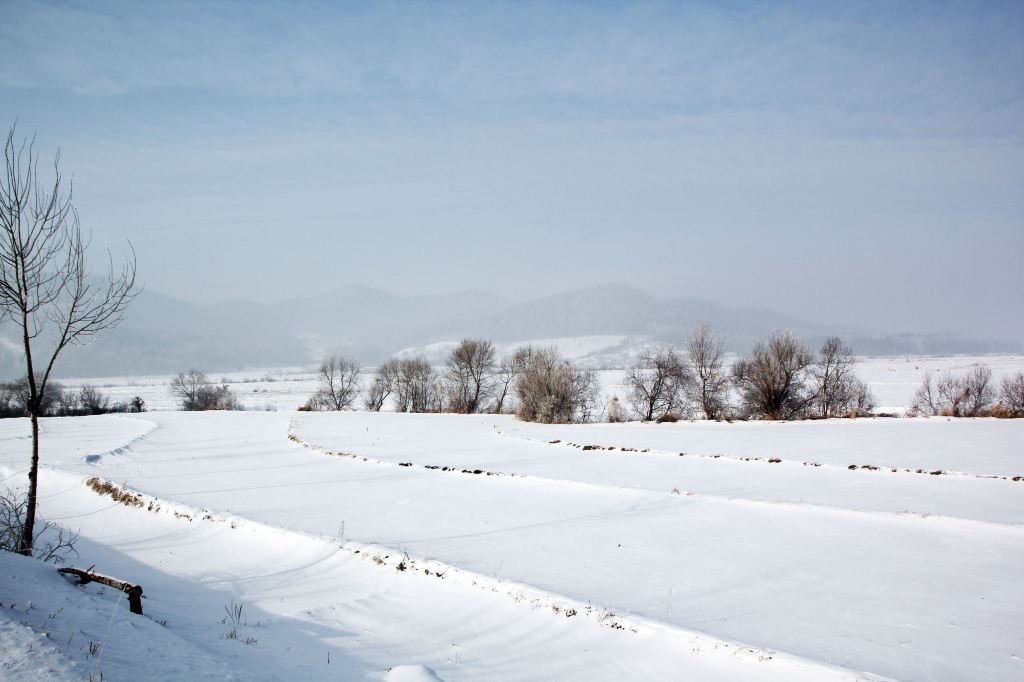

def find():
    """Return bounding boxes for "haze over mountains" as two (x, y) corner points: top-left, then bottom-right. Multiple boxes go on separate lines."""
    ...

(1, 283), (1017, 379)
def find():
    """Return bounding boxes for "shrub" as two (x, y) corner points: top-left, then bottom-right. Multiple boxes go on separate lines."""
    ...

(997, 372), (1024, 417)
(0, 487), (78, 564)
(514, 346), (599, 424)
(732, 331), (816, 420)
(170, 370), (240, 411)
(911, 366), (996, 417)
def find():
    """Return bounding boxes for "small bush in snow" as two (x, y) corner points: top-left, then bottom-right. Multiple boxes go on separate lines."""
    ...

(514, 346), (599, 424)
(170, 370), (240, 411)
(0, 487), (78, 564)
(910, 366), (997, 417)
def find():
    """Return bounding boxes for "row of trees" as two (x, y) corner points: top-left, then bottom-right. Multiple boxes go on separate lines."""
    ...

(180, 331), (1024, 423)
(0, 379), (144, 418)
(302, 329), (873, 423)
(911, 367), (1024, 417)
(623, 328), (872, 422)
(303, 340), (600, 424)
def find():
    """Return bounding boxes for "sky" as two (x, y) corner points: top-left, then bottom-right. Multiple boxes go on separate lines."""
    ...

(1, 0), (1022, 340)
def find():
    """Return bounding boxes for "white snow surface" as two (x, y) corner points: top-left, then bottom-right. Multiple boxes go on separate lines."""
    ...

(0, 406), (1021, 681)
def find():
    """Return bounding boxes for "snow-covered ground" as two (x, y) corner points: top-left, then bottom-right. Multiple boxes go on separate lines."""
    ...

(1, 405), (1022, 680)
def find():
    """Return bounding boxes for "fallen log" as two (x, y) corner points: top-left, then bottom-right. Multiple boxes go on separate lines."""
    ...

(58, 567), (144, 615)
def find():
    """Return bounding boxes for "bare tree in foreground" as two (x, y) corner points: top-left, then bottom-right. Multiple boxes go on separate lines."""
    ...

(688, 325), (729, 420)
(731, 331), (816, 420)
(623, 348), (692, 421)
(314, 356), (361, 410)
(0, 124), (138, 555)
(445, 338), (495, 413)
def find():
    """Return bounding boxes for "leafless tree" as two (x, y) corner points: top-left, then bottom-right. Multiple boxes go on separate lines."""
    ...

(813, 336), (873, 418)
(78, 384), (110, 415)
(365, 358), (400, 411)
(960, 366), (996, 416)
(445, 338), (496, 413)
(688, 325), (729, 420)
(171, 369), (207, 409)
(170, 370), (238, 411)
(911, 365), (996, 417)
(731, 331), (816, 420)
(393, 357), (441, 413)
(623, 348), (693, 421)
(514, 346), (599, 424)
(0, 124), (138, 555)
(492, 347), (530, 414)
(998, 372), (1024, 417)
(997, 372), (1024, 416)
(314, 356), (361, 410)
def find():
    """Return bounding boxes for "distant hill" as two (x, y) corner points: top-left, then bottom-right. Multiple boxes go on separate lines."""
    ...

(0, 283), (1018, 378)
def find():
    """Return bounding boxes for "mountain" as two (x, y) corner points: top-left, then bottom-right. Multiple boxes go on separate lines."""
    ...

(0, 283), (1017, 379)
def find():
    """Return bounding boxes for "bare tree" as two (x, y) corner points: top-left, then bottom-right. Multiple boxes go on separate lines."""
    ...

(171, 370), (238, 411)
(78, 384), (110, 415)
(0, 125), (137, 555)
(514, 346), (599, 424)
(813, 336), (873, 418)
(171, 370), (207, 410)
(998, 372), (1024, 417)
(688, 325), (729, 420)
(492, 347), (530, 414)
(445, 338), (495, 413)
(365, 358), (400, 411)
(731, 331), (816, 420)
(960, 366), (996, 417)
(911, 366), (996, 417)
(623, 348), (693, 421)
(314, 356), (361, 410)
(393, 357), (440, 413)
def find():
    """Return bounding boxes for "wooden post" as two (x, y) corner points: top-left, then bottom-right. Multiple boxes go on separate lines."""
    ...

(58, 567), (144, 615)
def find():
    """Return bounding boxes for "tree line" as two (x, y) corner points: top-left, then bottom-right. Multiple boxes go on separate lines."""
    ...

(287, 327), (1024, 423)
(0, 379), (145, 418)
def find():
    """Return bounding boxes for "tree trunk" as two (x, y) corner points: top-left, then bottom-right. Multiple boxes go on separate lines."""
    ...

(18, 413), (40, 556)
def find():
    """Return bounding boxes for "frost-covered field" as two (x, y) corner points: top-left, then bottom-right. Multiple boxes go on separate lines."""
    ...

(1, 400), (1022, 680)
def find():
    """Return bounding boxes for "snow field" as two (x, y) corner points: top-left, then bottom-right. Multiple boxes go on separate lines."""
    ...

(1, 410), (1021, 680)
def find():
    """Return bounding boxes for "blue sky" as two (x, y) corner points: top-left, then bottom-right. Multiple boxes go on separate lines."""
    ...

(2, 0), (1022, 338)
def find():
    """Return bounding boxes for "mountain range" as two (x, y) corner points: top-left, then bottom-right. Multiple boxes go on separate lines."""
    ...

(0, 283), (1017, 379)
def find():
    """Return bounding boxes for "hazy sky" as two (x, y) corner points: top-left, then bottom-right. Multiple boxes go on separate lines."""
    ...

(2, 0), (1022, 339)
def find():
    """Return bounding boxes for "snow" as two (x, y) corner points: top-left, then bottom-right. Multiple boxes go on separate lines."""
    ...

(1, 404), (1022, 681)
